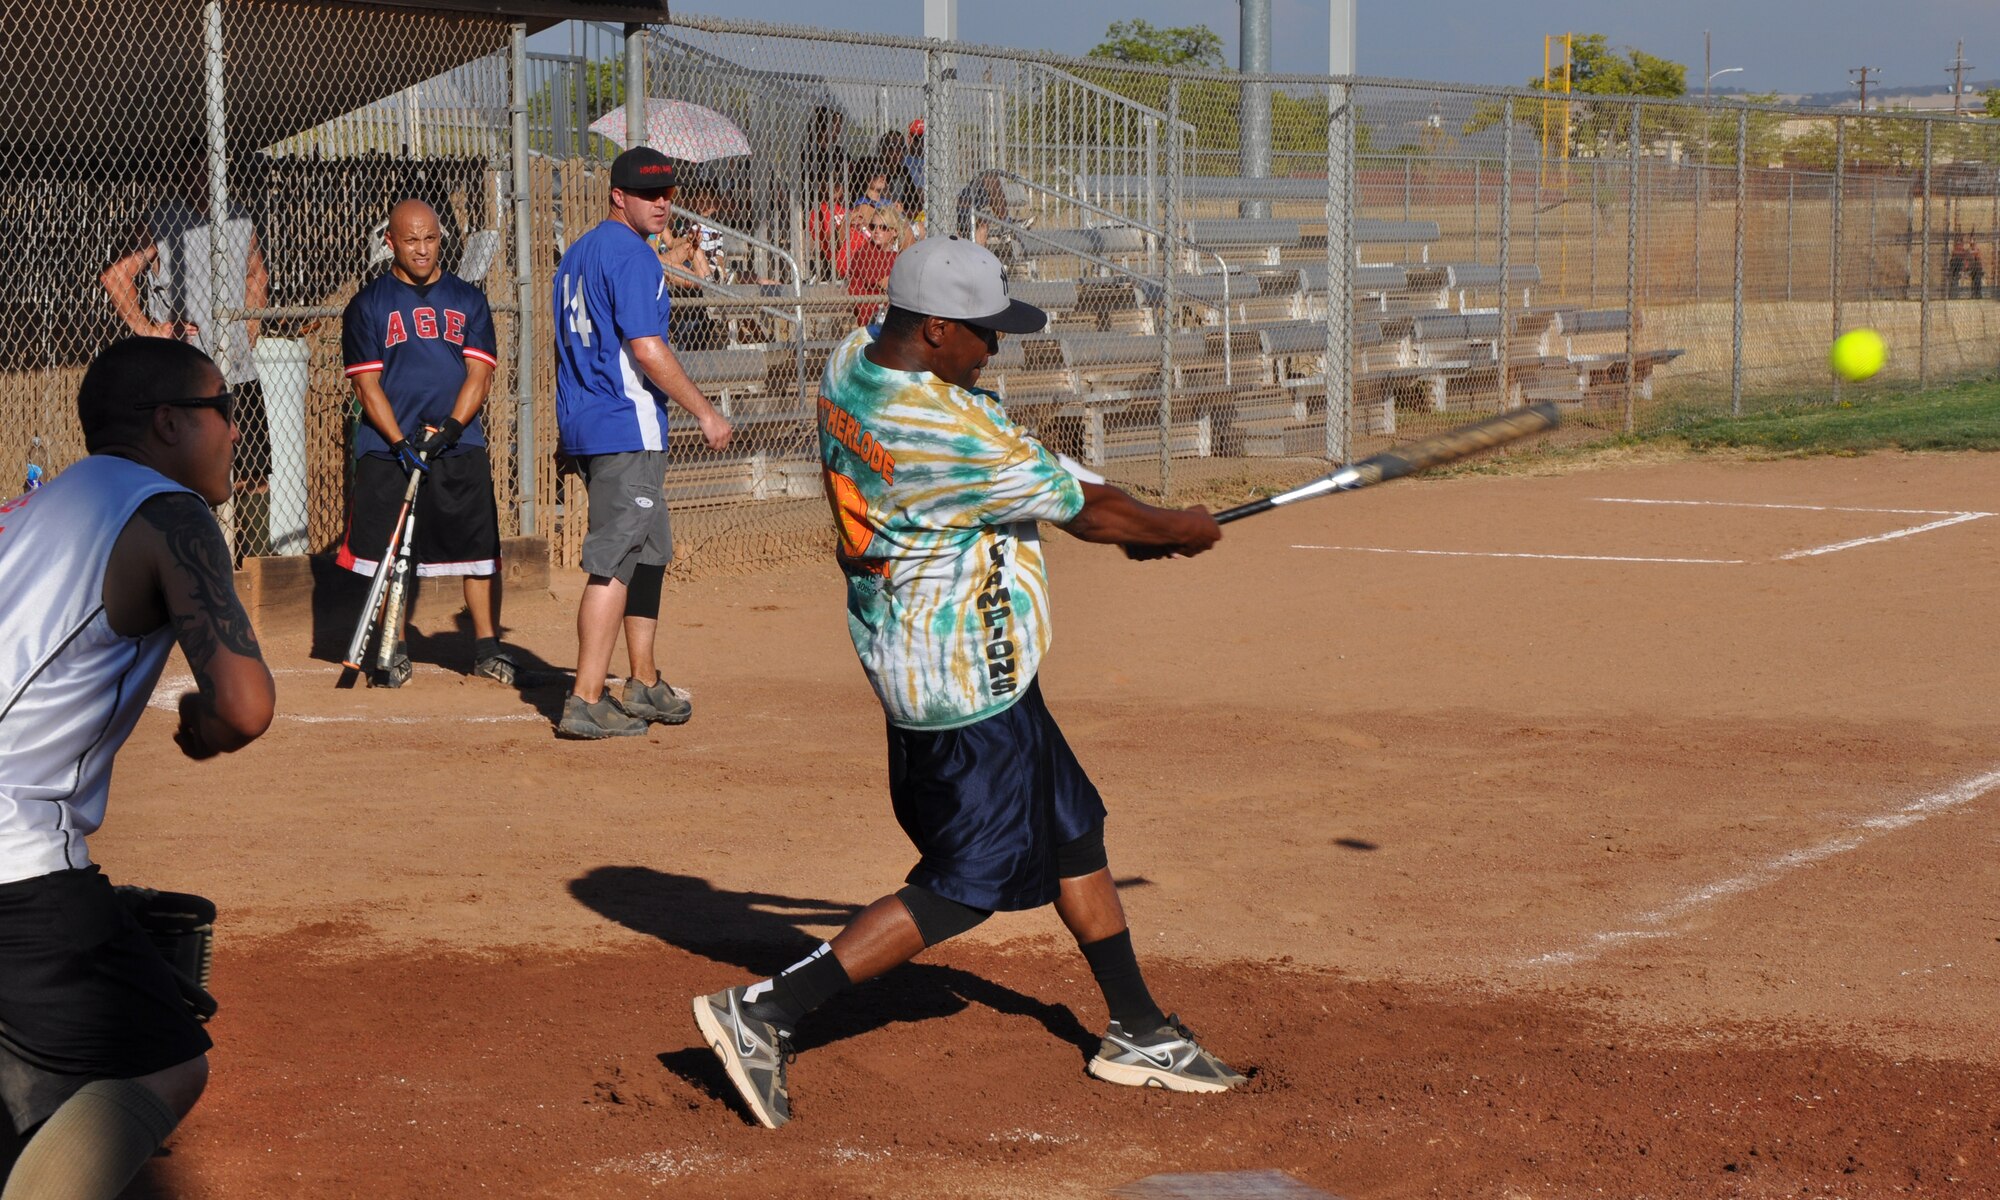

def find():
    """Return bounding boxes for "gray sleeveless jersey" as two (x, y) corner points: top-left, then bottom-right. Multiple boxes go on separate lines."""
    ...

(145, 200), (258, 387)
(0, 456), (193, 883)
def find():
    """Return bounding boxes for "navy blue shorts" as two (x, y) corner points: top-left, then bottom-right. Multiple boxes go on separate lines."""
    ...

(887, 679), (1108, 912)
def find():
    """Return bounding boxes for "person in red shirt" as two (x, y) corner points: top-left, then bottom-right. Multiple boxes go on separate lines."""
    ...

(846, 205), (912, 325)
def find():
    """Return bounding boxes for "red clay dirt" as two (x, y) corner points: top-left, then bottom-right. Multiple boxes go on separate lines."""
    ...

(97, 451), (2000, 1198)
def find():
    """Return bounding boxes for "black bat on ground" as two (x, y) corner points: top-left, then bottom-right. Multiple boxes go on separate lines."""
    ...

(1213, 402), (1561, 525)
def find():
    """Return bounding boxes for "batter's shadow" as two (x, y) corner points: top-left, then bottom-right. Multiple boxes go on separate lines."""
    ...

(568, 866), (1101, 1098)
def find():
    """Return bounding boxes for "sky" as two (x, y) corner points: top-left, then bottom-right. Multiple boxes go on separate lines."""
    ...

(581, 1), (2000, 98)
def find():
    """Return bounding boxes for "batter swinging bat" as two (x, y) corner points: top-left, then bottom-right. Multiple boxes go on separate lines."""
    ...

(1213, 402), (1561, 525)
(341, 459), (427, 674)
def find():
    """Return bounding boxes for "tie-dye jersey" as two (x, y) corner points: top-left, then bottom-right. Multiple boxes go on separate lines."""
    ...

(818, 327), (1085, 730)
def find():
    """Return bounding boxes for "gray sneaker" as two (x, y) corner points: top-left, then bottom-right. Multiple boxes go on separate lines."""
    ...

(620, 675), (692, 725)
(472, 646), (520, 687)
(1087, 1014), (1248, 1093)
(370, 649), (413, 690)
(556, 693), (648, 739)
(692, 986), (792, 1128)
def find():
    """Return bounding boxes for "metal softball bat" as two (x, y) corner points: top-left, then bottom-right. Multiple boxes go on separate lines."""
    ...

(1213, 402), (1561, 525)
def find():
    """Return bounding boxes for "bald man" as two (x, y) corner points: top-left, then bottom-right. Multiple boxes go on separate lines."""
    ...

(337, 199), (516, 688)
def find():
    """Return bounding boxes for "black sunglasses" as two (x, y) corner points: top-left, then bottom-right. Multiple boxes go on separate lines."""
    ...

(955, 321), (1000, 351)
(136, 393), (234, 424)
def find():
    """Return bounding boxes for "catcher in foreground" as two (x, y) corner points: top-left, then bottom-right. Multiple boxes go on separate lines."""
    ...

(0, 337), (274, 1195)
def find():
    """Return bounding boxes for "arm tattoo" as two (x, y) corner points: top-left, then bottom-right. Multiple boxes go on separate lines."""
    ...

(138, 494), (262, 692)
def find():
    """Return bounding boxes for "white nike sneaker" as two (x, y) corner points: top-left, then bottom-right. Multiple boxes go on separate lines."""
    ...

(1087, 1014), (1248, 1093)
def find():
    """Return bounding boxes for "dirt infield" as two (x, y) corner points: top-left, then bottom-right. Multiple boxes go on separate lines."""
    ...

(103, 450), (2000, 1198)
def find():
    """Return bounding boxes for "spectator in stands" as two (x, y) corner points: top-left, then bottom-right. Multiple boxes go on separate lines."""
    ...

(903, 118), (927, 201)
(847, 204), (912, 326)
(871, 131), (914, 212)
(100, 157), (272, 554)
(804, 106), (854, 280)
(955, 169), (1011, 248)
(838, 159), (900, 275)
(659, 179), (726, 284)
(1947, 231), (1984, 300)
(853, 159), (898, 218)
(658, 244), (726, 354)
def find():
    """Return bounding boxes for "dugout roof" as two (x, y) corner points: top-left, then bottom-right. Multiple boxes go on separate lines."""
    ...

(0, 0), (668, 174)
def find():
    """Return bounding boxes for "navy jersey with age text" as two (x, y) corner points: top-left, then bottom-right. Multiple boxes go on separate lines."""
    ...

(341, 270), (498, 458)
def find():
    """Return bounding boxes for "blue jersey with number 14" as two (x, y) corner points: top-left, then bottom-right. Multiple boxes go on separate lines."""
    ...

(552, 219), (674, 456)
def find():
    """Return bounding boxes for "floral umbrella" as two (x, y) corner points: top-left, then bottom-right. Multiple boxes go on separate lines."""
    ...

(588, 98), (751, 162)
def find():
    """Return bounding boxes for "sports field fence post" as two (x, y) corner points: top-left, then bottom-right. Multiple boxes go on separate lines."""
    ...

(1918, 121), (1932, 390)
(624, 25), (646, 150)
(923, 46), (949, 239)
(1589, 159), (1598, 303)
(1158, 79), (1179, 499)
(512, 23), (536, 537)
(1831, 116), (1845, 405)
(1472, 158), (1482, 260)
(1498, 97), (1513, 409)
(1785, 172), (1795, 301)
(1732, 107), (1746, 416)
(1324, 76), (1353, 464)
(203, 0), (235, 559)
(1239, 0), (1270, 220)
(1624, 99), (1640, 435)
(1403, 156), (1413, 260)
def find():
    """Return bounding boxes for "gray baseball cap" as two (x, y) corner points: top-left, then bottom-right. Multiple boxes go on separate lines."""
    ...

(884, 236), (1046, 334)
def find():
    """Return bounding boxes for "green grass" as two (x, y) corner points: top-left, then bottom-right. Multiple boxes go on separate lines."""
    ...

(1662, 377), (2000, 454)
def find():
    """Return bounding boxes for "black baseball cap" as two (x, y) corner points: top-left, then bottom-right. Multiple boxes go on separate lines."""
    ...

(610, 147), (679, 191)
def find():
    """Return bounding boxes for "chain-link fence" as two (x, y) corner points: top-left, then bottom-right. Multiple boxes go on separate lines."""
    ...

(2, 0), (523, 567)
(8, 8), (1998, 579)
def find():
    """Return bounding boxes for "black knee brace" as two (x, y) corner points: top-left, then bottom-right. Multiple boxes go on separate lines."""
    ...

(1055, 824), (1108, 878)
(895, 885), (991, 947)
(624, 562), (664, 619)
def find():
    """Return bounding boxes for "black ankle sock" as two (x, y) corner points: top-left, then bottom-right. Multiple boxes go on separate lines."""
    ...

(754, 943), (851, 1028)
(1078, 929), (1166, 1031)
(474, 636), (500, 659)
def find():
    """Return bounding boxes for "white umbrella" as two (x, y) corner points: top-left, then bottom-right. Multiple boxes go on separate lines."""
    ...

(588, 99), (751, 162)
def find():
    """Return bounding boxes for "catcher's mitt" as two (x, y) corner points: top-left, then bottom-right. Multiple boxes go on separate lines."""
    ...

(114, 886), (218, 1023)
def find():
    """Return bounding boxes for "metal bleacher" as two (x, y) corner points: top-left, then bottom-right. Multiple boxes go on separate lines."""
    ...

(656, 166), (1687, 507)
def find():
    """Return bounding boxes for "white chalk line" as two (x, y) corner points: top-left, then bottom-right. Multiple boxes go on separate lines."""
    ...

(1291, 545), (1744, 565)
(1292, 496), (1993, 564)
(1776, 511), (1992, 559)
(1593, 497), (1997, 518)
(1517, 765), (2000, 970)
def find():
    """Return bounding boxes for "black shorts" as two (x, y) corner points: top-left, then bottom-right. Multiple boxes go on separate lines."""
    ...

(337, 447), (501, 578)
(0, 867), (211, 1134)
(888, 678), (1108, 912)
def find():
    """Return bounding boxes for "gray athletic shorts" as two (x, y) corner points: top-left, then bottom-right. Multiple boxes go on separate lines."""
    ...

(577, 450), (673, 583)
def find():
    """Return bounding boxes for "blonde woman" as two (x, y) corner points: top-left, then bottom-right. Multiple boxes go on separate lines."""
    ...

(847, 204), (911, 325)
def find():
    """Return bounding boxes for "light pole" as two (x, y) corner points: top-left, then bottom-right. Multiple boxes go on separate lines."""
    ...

(1694, 48), (1744, 300)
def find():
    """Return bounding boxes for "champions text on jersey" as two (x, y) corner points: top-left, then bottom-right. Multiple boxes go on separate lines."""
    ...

(817, 328), (1084, 731)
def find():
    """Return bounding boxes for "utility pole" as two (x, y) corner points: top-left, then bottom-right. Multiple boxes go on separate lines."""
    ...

(1947, 40), (1974, 116)
(1850, 65), (1879, 112)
